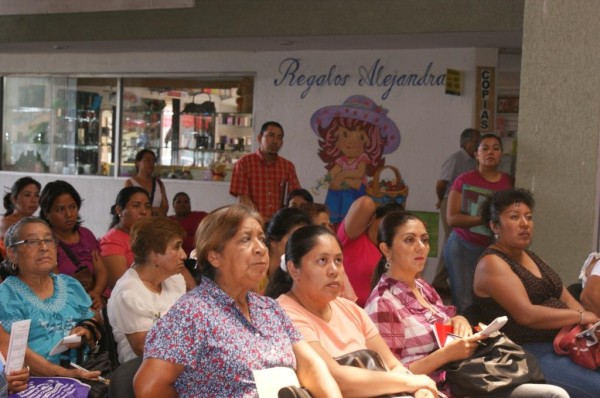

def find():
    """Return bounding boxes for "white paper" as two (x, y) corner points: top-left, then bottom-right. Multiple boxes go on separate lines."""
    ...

(577, 320), (600, 346)
(476, 316), (508, 336)
(253, 367), (300, 398)
(6, 319), (31, 374)
(49, 334), (81, 356)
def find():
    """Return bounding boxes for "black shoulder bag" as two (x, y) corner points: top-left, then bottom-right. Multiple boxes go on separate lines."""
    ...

(149, 177), (157, 207)
(444, 332), (545, 396)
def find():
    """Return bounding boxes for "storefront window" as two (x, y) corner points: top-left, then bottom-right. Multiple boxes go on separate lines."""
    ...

(1, 76), (115, 176)
(1, 75), (254, 181)
(119, 77), (254, 180)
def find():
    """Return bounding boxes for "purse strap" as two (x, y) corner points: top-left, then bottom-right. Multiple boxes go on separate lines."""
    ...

(150, 177), (157, 206)
(58, 240), (86, 272)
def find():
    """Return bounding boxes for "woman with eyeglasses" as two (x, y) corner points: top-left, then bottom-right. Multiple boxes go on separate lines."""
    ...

(0, 217), (102, 381)
(39, 180), (108, 310)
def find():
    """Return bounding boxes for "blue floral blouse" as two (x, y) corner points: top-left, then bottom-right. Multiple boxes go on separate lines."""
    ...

(0, 273), (94, 364)
(144, 277), (302, 398)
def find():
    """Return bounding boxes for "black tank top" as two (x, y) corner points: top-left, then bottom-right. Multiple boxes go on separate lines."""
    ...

(474, 248), (566, 344)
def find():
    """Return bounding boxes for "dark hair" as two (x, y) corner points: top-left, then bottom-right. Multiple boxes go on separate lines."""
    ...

(374, 201), (406, 219)
(172, 192), (190, 206)
(195, 205), (263, 281)
(2, 217), (52, 276)
(460, 128), (480, 147)
(298, 202), (329, 219)
(481, 188), (535, 229)
(265, 207), (312, 248)
(259, 121), (284, 137)
(265, 225), (338, 299)
(372, 211), (424, 288)
(130, 217), (185, 265)
(109, 187), (150, 228)
(477, 133), (503, 152)
(3, 177), (41, 216)
(39, 180), (83, 230)
(286, 189), (314, 207)
(134, 149), (156, 173)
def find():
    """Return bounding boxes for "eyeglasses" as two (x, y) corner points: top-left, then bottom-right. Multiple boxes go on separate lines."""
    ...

(11, 238), (58, 248)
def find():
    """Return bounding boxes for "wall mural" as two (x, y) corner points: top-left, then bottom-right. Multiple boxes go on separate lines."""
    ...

(310, 95), (403, 223)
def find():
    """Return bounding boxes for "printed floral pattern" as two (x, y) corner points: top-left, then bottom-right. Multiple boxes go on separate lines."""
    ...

(144, 278), (302, 397)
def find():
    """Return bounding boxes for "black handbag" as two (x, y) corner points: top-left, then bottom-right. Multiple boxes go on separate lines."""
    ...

(335, 348), (387, 371)
(182, 92), (216, 114)
(334, 349), (412, 398)
(444, 333), (545, 397)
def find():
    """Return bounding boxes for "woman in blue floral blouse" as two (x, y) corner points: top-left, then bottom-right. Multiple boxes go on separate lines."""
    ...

(134, 205), (342, 398)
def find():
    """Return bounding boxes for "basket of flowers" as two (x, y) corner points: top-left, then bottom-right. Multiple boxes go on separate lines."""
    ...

(366, 165), (409, 207)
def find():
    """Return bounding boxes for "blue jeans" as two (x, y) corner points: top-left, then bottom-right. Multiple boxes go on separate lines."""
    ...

(443, 231), (486, 313)
(523, 341), (600, 398)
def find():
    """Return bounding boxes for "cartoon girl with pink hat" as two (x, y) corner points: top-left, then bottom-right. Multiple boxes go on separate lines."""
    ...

(311, 95), (401, 223)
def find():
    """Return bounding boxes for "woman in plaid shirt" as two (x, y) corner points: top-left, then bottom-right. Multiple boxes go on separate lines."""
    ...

(364, 211), (568, 397)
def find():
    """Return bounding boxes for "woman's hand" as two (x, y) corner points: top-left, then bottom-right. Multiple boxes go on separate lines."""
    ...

(68, 367), (102, 380)
(450, 316), (472, 337)
(88, 290), (104, 311)
(403, 374), (438, 396)
(7, 367), (30, 393)
(442, 336), (483, 362)
(67, 326), (94, 350)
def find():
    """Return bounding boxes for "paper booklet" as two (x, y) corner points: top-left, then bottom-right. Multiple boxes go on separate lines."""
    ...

(432, 323), (459, 348)
(6, 319), (31, 374)
(49, 334), (82, 356)
(461, 184), (494, 237)
(434, 316), (508, 348)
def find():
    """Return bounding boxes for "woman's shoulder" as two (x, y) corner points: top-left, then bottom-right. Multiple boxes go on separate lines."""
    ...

(0, 276), (22, 296)
(111, 268), (141, 290)
(100, 227), (128, 244)
(162, 273), (186, 294)
(77, 226), (96, 239)
(56, 273), (89, 292)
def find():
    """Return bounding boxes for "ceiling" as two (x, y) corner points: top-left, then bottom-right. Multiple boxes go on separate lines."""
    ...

(0, 30), (523, 54)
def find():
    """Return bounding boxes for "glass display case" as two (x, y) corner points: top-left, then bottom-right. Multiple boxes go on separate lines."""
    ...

(1, 76), (115, 175)
(120, 78), (254, 181)
(1, 75), (254, 181)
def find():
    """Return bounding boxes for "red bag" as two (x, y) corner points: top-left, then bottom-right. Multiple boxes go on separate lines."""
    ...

(553, 324), (600, 370)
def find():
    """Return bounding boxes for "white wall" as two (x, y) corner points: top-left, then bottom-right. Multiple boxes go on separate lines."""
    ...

(1, 47), (492, 280)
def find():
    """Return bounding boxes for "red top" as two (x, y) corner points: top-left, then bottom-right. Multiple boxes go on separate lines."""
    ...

(169, 211), (207, 255)
(229, 150), (301, 220)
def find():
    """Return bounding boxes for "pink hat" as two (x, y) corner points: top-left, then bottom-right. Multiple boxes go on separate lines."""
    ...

(310, 95), (401, 154)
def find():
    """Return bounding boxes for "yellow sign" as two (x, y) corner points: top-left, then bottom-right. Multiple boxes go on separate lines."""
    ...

(445, 69), (463, 96)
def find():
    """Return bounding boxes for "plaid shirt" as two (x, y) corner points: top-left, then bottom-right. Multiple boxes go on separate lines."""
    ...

(364, 274), (456, 382)
(230, 150), (300, 220)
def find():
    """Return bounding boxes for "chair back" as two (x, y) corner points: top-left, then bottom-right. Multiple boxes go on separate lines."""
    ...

(109, 356), (143, 398)
(101, 305), (120, 370)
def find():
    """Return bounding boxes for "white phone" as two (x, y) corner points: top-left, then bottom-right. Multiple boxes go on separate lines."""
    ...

(477, 316), (508, 336)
